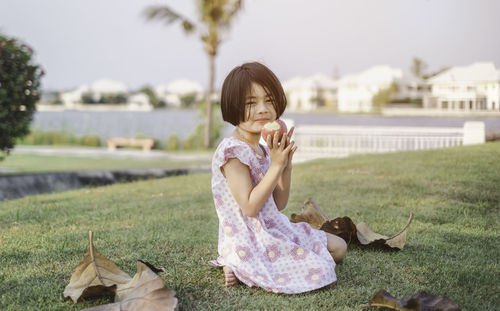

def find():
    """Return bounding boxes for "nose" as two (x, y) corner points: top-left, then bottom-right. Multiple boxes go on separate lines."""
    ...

(255, 99), (269, 114)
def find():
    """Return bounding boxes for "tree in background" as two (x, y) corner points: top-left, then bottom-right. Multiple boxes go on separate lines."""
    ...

(411, 57), (428, 79)
(138, 85), (163, 108)
(0, 34), (44, 160)
(423, 67), (450, 80)
(372, 82), (399, 112)
(143, 0), (243, 148)
(179, 92), (199, 108)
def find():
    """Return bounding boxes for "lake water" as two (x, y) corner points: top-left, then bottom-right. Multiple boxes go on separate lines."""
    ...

(32, 110), (500, 142)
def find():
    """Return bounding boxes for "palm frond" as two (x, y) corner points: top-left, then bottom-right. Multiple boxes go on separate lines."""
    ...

(142, 5), (196, 34)
(197, 0), (242, 26)
(221, 0), (243, 29)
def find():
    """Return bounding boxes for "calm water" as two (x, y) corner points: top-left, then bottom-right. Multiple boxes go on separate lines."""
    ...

(32, 110), (500, 142)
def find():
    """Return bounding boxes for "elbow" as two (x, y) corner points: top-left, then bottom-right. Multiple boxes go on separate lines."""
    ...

(240, 204), (260, 218)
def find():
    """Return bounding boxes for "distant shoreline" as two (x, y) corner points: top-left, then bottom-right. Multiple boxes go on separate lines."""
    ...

(37, 104), (500, 117)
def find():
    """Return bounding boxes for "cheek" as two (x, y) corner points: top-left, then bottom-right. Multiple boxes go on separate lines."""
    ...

(270, 104), (278, 118)
(245, 105), (253, 120)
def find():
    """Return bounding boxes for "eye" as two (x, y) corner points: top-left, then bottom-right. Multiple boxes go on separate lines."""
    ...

(246, 101), (256, 105)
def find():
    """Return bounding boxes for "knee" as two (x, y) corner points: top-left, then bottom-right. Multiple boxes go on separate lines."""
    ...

(327, 234), (347, 263)
(333, 239), (347, 262)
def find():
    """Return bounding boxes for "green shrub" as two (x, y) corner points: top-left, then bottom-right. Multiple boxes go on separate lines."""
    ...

(185, 101), (222, 150)
(17, 130), (102, 147)
(166, 134), (182, 151)
(0, 34), (44, 159)
(79, 135), (101, 147)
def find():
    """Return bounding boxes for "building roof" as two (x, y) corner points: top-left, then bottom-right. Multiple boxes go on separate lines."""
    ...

(91, 79), (128, 93)
(339, 65), (403, 85)
(282, 73), (337, 91)
(428, 62), (499, 83)
(156, 79), (204, 95)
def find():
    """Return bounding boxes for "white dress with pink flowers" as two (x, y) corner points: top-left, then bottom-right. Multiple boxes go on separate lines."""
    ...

(209, 137), (336, 294)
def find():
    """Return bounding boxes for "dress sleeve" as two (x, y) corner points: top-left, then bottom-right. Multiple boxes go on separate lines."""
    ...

(217, 139), (252, 169)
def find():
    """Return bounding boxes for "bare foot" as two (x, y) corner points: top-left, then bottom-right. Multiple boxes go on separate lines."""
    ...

(223, 266), (238, 287)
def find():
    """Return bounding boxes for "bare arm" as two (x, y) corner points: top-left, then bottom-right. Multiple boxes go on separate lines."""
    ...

(272, 127), (297, 211)
(223, 132), (293, 217)
(223, 158), (283, 217)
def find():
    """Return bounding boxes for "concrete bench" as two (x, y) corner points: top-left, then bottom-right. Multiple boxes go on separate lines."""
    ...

(106, 138), (155, 151)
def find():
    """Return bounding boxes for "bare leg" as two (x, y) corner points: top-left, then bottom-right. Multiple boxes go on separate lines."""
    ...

(326, 232), (347, 263)
(223, 266), (239, 287)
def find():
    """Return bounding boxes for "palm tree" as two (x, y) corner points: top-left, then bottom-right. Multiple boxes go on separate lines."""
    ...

(143, 0), (243, 149)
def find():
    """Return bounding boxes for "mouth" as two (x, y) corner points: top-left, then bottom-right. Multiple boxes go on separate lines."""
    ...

(255, 119), (270, 123)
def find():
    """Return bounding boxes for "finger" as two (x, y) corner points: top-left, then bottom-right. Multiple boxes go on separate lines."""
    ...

(280, 132), (287, 150)
(273, 131), (279, 149)
(287, 126), (295, 138)
(288, 146), (298, 161)
(266, 133), (272, 148)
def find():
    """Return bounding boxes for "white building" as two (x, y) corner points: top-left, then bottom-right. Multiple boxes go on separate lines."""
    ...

(60, 85), (89, 108)
(392, 74), (429, 105)
(337, 65), (403, 112)
(128, 93), (153, 111)
(91, 79), (128, 97)
(59, 78), (153, 111)
(61, 78), (128, 107)
(155, 79), (204, 108)
(282, 73), (337, 111)
(424, 62), (500, 111)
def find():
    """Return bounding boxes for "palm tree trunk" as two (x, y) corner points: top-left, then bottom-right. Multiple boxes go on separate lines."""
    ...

(204, 53), (215, 149)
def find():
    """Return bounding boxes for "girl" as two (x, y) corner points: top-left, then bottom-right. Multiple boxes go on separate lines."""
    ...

(209, 62), (346, 294)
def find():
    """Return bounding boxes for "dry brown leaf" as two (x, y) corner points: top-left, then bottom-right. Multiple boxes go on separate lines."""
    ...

(364, 289), (461, 311)
(320, 216), (357, 242)
(356, 213), (414, 249)
(290, 199), (414, 250)
(63, 231), (132, 303)
(82, 261), (178, 311)
(290, 198), (329, 229)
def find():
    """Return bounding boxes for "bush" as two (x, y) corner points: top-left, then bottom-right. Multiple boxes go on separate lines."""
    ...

(17, 130), (102, 147)
(79, 135), (101, 147)
(184, 101), (222, 150)
(0, 34), (44, 159)
(372, 82), (398, 112)
(486, 131), (500, 142)
(166, 134), (182, 151)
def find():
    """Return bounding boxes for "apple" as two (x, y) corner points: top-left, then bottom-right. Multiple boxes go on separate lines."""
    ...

(261, 119), (288, 142)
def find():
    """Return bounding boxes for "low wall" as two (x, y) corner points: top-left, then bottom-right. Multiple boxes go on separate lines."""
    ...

(292, 121), (485, 162)
(0, 168), (209, 201)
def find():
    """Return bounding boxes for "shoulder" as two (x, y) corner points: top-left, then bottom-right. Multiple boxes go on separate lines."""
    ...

(213, 137), (253, 168)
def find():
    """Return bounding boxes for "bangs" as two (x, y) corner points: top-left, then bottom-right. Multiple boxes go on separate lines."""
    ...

(221, 62), (287, 126)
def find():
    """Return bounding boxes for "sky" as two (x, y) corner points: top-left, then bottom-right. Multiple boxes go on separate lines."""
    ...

(1, 0), (499, 92)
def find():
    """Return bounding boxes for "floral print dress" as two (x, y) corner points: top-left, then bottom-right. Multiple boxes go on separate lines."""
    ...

(209, 137), (336, 294)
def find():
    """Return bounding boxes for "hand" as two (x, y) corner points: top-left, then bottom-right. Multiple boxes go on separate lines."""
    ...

(284, 127), (297, 170)
(266, 126), (297, 171)
(266, 127), (294, 171)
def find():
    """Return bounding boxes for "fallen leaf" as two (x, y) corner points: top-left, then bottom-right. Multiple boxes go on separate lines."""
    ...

(320, 216), (357, 243)
(63, 231), (132, 303)
(290, 198), (329, 229)
(290, 199), (414, 249)
(82, 261), (178, 311)
(364, 289), (461, 311)
(356, 213), (414, 249)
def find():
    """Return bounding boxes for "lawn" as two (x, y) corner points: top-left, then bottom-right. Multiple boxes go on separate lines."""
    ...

(0, 142), (499, 310)
(0, 152), (211, 174)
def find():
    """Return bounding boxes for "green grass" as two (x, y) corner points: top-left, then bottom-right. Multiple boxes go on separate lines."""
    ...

(1, 143), (499, 310)
(0, 153), (211, 174)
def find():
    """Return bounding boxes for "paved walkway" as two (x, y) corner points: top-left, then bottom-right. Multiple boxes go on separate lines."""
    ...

(12, 145), (213, 161)
(11, 145), (321, 164)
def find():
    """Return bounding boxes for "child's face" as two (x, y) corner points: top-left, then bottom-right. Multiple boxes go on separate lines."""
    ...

(238, 82), (277, 134)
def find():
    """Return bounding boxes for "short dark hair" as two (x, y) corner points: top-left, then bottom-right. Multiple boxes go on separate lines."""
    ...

(221, 62), (287, 126)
